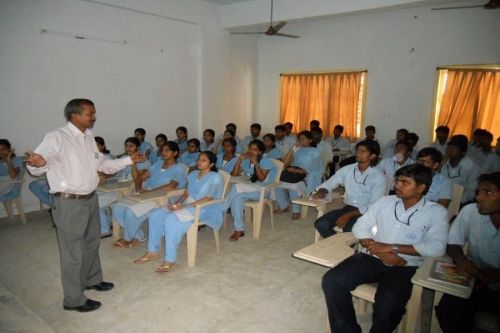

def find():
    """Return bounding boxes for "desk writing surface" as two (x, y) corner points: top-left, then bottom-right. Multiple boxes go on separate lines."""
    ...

(293, 232), (357, 268)
(97, 180), (133, 192)
(126, 188), (168, 203)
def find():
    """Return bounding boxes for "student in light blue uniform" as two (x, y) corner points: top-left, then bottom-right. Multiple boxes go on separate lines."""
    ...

(149, 133), (167, 164)
(313, 140), (386, 238)
(0, 139), (24, 202)
(262, 133), (283, 160)
(225, 139), (277, 241)
(134, 128), (153, 159)
(416, 147), (453, 208)
(178, 138), (201, 170)
(174, 126), (188, 154)
(241, 123), (262, 149)
(275, 125), (293, 156)
(214, 129), (243, 154)
(29, 178), (52, 208)
(200, 129), (216, 152)
(275, 131), (323, 219)
(97, 137), (149, 237)
(111, 141), (187, 248)
(216, 138), (238, 174)
(95, 136), (113, 159)
(134, 151), (224, 272)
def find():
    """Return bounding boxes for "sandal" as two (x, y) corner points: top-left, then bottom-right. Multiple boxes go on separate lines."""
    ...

(155, 262), (175, 273)
(134, 252), (160, 264)
(129, 238), (145, 248)
(273, 207), (289, 215)
(113, 239), (130, 248)
(291, 213), (301, 220)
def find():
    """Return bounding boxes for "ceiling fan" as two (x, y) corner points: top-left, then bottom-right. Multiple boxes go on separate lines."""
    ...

(230, 0), (299, 38)
(432, 0), (500, 10)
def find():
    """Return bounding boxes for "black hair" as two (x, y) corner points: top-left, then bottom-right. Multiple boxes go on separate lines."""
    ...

(397, 128), (409, 136)
(407, 133), (420, 145)
(155, 133), (167, 142)
(162, 141), (180, 160)
(124, 137), (141, 148)
(222, 138), (237, 148)
(447, 134), (468, 153)
(310, 120), (320, 126)
(417, 147), (443, 164)
(176, 126), (187, 134)
(435, 125), (450, 134)
(248, 139), (265, 183)
(263, 133), (277, 148)
(334, 125), (344, 132)
(365, 125), (376, 133)
(226, 123), (237, 130)
(395, 164), (433, 195)
(284, 122), (293, 128)
(0, 139), (12, 150)
(199, 151), (218, 172)
(355, 140), (380, 166)
(187, 138), (201, 152)
(134, 128), (146, 135)
(94, 136), (110, 154)
(250, 123), (261, 130)
(204, 129), (215, 137)
(64, 99), (94, 121)
(297, 130), (317, 147)
(224, 129), (236, 137)
(478, 172), (500, 191)
(311, 127), (323, 135)
(395, 140), (413, 152)
(274, 125), (286, 132)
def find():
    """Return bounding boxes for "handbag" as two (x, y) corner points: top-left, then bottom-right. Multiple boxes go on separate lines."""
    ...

(280, 166), (307, 183)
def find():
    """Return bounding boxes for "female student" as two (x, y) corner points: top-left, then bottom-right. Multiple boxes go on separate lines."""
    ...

(134, 151), (224, 273)
(178, 138), (201, 170)
(150, 133), (167, 164)
(225, 139), (277, 241)
(275, 130), (323, 219)
(111, 141), (187, 248)
(262, 133), (283, 160)
(216, 138), (238, 174)
(94, 136), (113, 159)
(214, 129), (243, 155)
(200, 129), (216, 152)
(0, 139), (24, 202)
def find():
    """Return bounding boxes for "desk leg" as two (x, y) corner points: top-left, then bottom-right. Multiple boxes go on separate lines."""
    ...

(430, 291), (443, 333)
(405, 284), (423, 333)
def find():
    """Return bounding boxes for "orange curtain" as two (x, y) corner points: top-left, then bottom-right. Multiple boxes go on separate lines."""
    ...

(438, 69), (500, 139)
(280, 72), (364, 140)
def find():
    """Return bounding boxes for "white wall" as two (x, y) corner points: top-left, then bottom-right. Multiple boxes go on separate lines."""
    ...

(0, 0), (256, 215)
(254, 5), (500, 144)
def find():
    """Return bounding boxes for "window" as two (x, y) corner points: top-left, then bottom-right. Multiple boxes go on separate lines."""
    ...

(432, 65), (500, 140)
(279, 70), (366, 140)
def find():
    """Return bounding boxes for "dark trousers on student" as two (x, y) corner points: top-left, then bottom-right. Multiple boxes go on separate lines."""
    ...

(322, 253), (417, 333)
(53, 193), (103, 307)
(314, 205), (360, 238)
(435, 283), (500, 333)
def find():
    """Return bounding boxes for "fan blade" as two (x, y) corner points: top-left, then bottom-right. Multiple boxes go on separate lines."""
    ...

(273, 21), (287, 32)
(274, 32), (300, 38)
(431, 4), (483, 10)
(230, 32), (266, 35)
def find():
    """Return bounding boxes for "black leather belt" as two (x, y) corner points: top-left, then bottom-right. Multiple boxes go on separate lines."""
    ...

(54, 191), (96, 199)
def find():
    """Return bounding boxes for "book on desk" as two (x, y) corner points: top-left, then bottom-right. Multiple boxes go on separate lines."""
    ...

(427, 260), (471, 289)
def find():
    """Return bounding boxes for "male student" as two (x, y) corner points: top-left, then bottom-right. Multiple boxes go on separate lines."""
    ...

(378, 140), (415, 184)
(322, 164), (448, 333)
(275, 124), (293, 155)
(313, 140), (386, 238)
(416, 147), (452, 208)
(382, 128), (409, 158)
(241, 123), (262, 148)
(435, 172), (500, 333)
(431, 125), (450, 155)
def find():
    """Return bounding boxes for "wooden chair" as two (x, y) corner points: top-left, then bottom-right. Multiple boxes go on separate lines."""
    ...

(1, 165), (27, 225)
(185, 170), (231, 267)
(243, 159), (284, 239)
(447, 183), (463, 222)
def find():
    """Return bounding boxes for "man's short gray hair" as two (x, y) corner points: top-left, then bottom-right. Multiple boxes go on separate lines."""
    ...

(64, 99), (94, 121)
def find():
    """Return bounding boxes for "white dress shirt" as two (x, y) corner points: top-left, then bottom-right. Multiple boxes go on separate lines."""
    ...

(353, 196), (448, 267)
(440, 156), (481, 203)
(329, 136), (351, 152)
(28, 122), (132, 195)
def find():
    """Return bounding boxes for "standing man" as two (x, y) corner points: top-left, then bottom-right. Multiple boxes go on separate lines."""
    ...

(26, 99), (143, 312)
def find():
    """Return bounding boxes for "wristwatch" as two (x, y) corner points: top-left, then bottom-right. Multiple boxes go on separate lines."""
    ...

(391, 243), (399, 254)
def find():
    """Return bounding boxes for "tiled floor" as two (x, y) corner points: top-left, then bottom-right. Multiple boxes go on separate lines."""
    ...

(0, 206), (431, 333)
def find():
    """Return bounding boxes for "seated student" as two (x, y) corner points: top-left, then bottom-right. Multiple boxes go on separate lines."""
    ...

(469, 130), (497, 173)
(133, 151), (224, 273)
(97, 137), (150, 238)
(431, 125), (450, 156)
(150, 133), (167, 164)
(94, 136), (113, 159)
(313, 140), (386, 238)
(178, 138), (201, 171)
(309, 119), (320, 131)
(382, 128), (409, 158)
(262, 133), (283, 160)
(275, 130), (323, 220)
(111, 142), (187, 248)
(275, 124), (293, 156)
(467, 128), (484, 158)
(134, 128), (153, 158)
(283, 122), (297, 147)
(241, 123), (262, 148)
(216, 123), (241, 146)
(341, 125), (380, 168)
(0, 139), (24, 202)
(311, 127), (333, 168)
(407, 132), (421, 160)
(216, 138), (238, 174)
(200, 129), (215, 152)
(440, 135), (481, 205)
(224, 139), (277, 241)
(436, 172), (500, 333)
(416, 147), (452, 208)
(214, 129), (242, 154)
(328, 124), (351, 176)
(378, 140), (415, 189)
(322, 164), (448, 333)
(174, 126), (188, 154)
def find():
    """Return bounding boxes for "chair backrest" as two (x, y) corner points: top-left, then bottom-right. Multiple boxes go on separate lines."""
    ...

(270, 159), (284, 183)
(447, 183), (464, 222)
(218, 170), (231, 198)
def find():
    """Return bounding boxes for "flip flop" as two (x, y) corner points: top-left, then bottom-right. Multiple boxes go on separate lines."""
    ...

(155, 262), (174, 273)
(134, 253), (160, 264)
(113, 239), (130, 248)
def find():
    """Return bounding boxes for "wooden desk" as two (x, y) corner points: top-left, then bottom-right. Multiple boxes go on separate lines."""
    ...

(405, 257), (474, 333)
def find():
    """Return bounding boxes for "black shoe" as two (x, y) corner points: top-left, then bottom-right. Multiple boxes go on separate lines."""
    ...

(48, 209), (56, 228)
(85, 281), (114, 291)
(63, 299), (101, 312)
